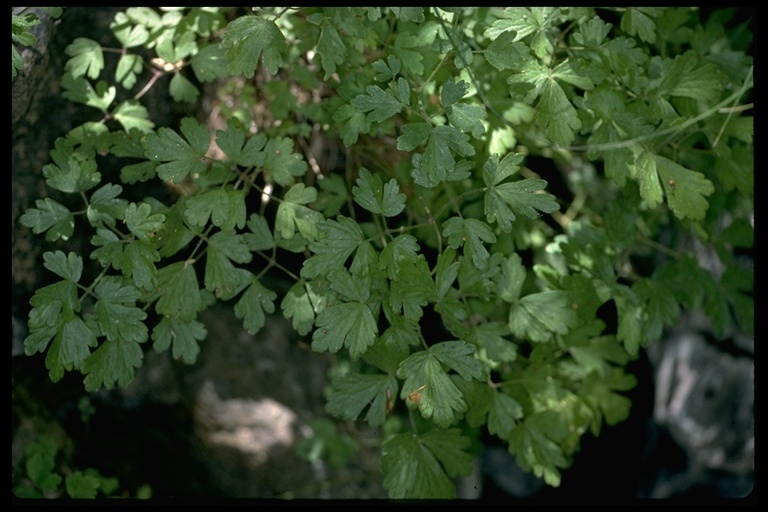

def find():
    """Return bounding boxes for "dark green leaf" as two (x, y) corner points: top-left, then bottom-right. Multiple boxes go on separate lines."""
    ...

(281, 279), (331, 336)
(275, 184), (324, 241)
(143, 117), (209, 183)
(325, 373), (398, 427)
(381, 429), (471, 499)
(263, 136), (308, 186)
(234, 278), (277, 335)
(442, 217), (496, 270)
(155, 261), (204, 321)
(312, 301), (378, 359)
(94, 277), (147, 343)
(152, 316), (206, 364)
(352, 168), (407, 217)
(351, 84), (406, 122)
(19, 198), (75, 242)
(301, 216), (365, 279)
(508, 290), (580, 343)
(82, 337), (144, 391)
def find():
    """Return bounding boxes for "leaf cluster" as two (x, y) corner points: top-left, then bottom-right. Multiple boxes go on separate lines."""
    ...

(16, 6), (753, 500)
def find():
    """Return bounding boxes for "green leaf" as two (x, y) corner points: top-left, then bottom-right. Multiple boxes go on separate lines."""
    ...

(215, 120), (263, 166)
(169, 72), (199, 103)
(656, 155), (715, 221)
(486, 178), (560, 231)
(315, 19), (347, 80)
(312, 300), (378, 359)
(470, 321), (519, 363)
(124, 202), (165, 241)
(378, 234), (420, 280)
(110, 11), (150, 48)
(152, 316), (206, 364)
(489, 391), (525, 439)
(351, 82), (407, 122)
(447, 103), (487, 138)
(397, 341), (485, 427)
(281, 279), (331, 336)
(43, 250), (83, 282)
(155, 261), (204, 321)
(234, 278), (277, 335)
(508, 410), (569, 487)
(411, 125), (474, 186)
(263, 136), (308, 186)
(60, 75), (115, 111)
(656, 50), (722, 103)
(325, 373), (398, 427)
(204, 230), (252, 300)
(190, 43), (229, 83)
(485, 31), (531, 71)
(243, 212), (274, 252)
(121, 241), (160, 291)
(221, 15), (286, 76)
(536, 79), (582, 148)
(65, 471), (101, 499)
(612, 284), (647, 357)
(333, 104), (370, 147)
(508, 290), (580, 343)
(440, 78), (469, 107)
(301, 216), (366, 279)
(381, 429), (472, 499)
(19, 198), (75, 242)
(82, 336), (144, 391)
(93, 277), (147, 343)
(115, 53), (143, 89)
(620, 8), (660, 44)
(64, 37), (104, 79)
(442, 217), (496, 270)
(275, 184), (324, 241)
(46, 316), (99, 382)
(144, 117), (210, 183)
(87, 183), (127, 228)
(328, 268), (370, 303)
(42, 140), (101, 194)
(497, 253), (526, 303)
(371, 55), (401, 82)
(389, 256), (435, 321)
(352, 168), (407, 217)
(24, 279), (79, 350)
